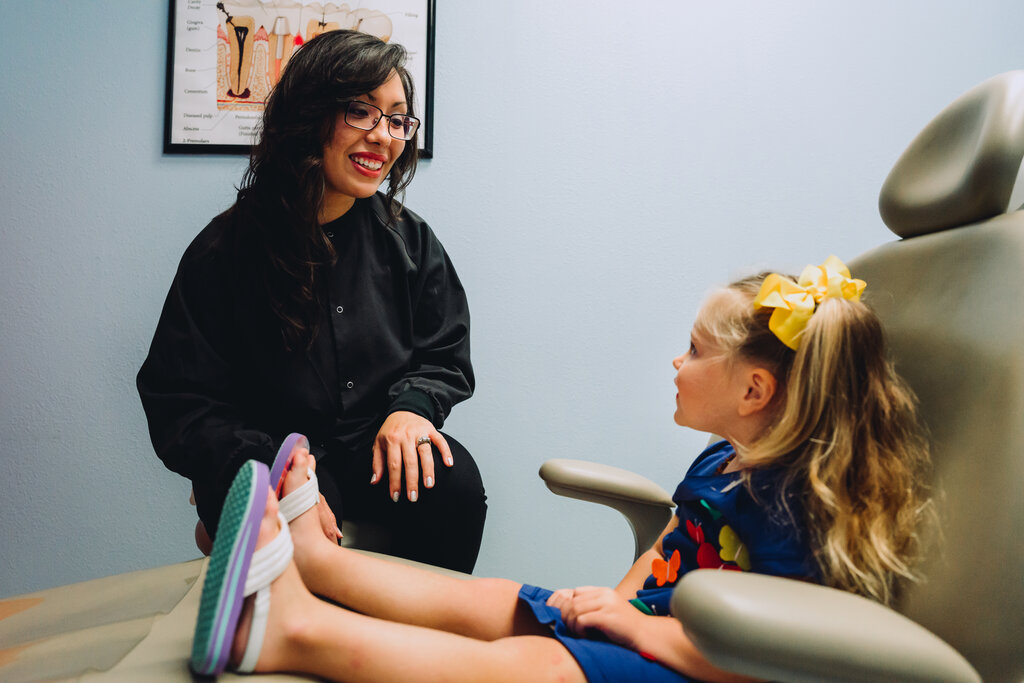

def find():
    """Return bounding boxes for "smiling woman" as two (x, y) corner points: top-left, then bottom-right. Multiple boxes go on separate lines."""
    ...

(320, 78), (416, 222)
(137, 30), (486, 574)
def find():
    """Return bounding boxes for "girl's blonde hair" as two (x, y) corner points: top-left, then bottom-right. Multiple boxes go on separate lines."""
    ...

(695, 274), (932, 605)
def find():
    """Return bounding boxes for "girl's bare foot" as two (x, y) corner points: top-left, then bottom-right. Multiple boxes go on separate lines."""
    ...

(278, 449), (338, 577)
(228, 490), (317, 672)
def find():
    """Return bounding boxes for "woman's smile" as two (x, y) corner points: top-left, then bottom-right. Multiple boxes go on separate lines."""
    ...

(350, 152), (387, 176)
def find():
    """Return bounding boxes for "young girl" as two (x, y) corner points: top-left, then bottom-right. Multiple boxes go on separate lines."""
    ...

(191, 257), (932, 682)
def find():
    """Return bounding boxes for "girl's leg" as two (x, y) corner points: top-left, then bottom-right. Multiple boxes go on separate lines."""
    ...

(284, 450), (542, 641)
(237, 490), (586, 683)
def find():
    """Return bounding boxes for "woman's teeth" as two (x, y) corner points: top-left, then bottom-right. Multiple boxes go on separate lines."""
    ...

(352, 156), (383, 170)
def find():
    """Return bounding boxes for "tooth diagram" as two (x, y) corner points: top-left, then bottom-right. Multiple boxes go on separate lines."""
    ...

(215, 2), (394, 112)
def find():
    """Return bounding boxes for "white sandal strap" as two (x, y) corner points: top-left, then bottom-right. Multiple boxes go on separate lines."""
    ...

(238, 512), (293, 673)
(278, 467), (320, 523)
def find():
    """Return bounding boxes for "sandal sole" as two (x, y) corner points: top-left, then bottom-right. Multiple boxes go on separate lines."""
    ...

(190, 460), (269, 675)
(271, 433), (309, 497)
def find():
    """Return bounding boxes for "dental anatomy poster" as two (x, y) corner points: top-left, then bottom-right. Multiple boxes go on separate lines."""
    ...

(165, 0), (434, 155)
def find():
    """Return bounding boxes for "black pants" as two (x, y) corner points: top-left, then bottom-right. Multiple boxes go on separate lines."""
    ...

(316, 433), (487, 574)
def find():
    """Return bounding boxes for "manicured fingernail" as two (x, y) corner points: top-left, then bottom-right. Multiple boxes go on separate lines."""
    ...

(445, 457), (453, 466)
(409, 490), (418, 502)
(370, 473), (378, 484)
(425, 476), (434, 488)
(392, 491), (399, 503)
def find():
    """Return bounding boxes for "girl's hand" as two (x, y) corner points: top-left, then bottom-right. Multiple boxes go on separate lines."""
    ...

(545, 588), (576, 613)
(552, 586), (762, 683)
(557, 586), (647, 648)
(371, 411), (453, 502)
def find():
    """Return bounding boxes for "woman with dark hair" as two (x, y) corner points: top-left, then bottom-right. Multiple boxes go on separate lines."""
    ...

(138, 30), (485, 573)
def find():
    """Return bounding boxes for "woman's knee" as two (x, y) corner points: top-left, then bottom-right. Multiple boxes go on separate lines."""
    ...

(435, 433), (486, 504)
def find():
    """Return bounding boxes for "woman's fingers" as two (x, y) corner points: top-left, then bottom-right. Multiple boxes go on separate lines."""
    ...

(373, 412), (451, 501)
(436, 432), (454, 467)
(317, 494), (342, 541)
(402, 437), (420, 502)
(370, 441), (384, 486)
(417, 434), (436, 489)
(386, 439), (404, 502)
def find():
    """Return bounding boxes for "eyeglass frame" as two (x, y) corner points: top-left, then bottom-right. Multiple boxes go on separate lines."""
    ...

(341, 100), (421, 141)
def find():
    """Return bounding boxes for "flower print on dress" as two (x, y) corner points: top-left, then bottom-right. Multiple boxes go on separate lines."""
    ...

(651, 549), (681, 586)
(718, 524), (751, 570)
(686, 500), (747, 571)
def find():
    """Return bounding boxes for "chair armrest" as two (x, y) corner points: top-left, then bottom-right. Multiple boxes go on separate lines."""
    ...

(539, 459), (675, 560)
(671, 570), (981, 683)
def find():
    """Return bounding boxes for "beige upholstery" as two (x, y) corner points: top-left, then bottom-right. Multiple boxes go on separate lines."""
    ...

(0, 551), (466, 682)
(671, 571), (980, 683)
(539, 459), (674, 560)
(546, 72), (1024, 681)
(849, 70), (1024, 680)
(877, 70), (1024, 237)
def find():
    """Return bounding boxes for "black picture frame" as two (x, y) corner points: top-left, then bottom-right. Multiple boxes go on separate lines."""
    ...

(163, 0), (435, 157)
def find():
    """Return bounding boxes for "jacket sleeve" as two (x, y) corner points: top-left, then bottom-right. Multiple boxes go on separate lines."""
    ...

(136, 238), (276, 533)
(385, 221), (474, 428)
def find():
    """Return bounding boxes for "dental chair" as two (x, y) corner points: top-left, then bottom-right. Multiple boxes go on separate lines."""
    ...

(542, 70), (1024, 682)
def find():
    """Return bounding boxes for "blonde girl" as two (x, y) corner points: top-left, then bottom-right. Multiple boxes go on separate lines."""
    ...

(190, 257), (931, 682)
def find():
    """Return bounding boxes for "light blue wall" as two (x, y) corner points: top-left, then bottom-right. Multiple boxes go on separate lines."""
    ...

(1, 1), (1020, 597)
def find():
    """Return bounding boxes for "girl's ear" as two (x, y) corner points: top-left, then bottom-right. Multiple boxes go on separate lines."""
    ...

(738, 367), (777, 417)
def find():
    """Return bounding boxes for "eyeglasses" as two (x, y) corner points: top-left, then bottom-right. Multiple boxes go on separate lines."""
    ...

(343, 100), (420, 141)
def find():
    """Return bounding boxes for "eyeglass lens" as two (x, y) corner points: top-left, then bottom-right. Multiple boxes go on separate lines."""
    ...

(345, 101), (419, 140)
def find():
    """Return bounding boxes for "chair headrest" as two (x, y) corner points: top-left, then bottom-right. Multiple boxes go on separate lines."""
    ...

(879, 70), (1024, 238)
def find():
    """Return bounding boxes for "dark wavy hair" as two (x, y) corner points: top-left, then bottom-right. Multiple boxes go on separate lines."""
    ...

(230, 30), (418, 350)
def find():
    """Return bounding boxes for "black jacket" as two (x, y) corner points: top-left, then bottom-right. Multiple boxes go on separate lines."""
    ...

(137, 193), (473, 524)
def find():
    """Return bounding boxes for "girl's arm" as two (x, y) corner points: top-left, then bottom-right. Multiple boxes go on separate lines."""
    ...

(614, 516), (679, 598)
(592, 513), (765, 681)
(627, 614), (763, 683)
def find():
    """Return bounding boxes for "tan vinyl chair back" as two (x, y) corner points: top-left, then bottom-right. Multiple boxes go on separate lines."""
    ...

(849, 70), (1024, 682)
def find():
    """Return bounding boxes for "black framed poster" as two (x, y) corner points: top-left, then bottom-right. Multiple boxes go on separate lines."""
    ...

(163, 0), (435, 156)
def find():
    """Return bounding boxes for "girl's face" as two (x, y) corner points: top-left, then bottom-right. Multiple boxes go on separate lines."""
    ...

(319, 70), (408, 223)
(672, 326), (752, 438)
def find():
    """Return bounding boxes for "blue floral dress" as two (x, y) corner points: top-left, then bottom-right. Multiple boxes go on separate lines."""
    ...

(518, 440), (818, 682)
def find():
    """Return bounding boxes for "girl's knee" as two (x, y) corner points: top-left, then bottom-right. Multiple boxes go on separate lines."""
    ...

(469, 576), (521, 598)
(491, 636), (587, 683)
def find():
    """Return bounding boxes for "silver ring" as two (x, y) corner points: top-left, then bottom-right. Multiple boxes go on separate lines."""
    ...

(416, 435), (431, 446)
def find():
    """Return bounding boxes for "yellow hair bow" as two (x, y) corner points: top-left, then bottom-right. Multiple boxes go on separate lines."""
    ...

(753, 255), (866, 350)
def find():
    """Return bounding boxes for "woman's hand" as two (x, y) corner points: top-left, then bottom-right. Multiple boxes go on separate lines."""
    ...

(316, 494), (342, 543)
(282, 444), (343, 543)
(548, 586), (647, 648)
(371, 411), (453, 502)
